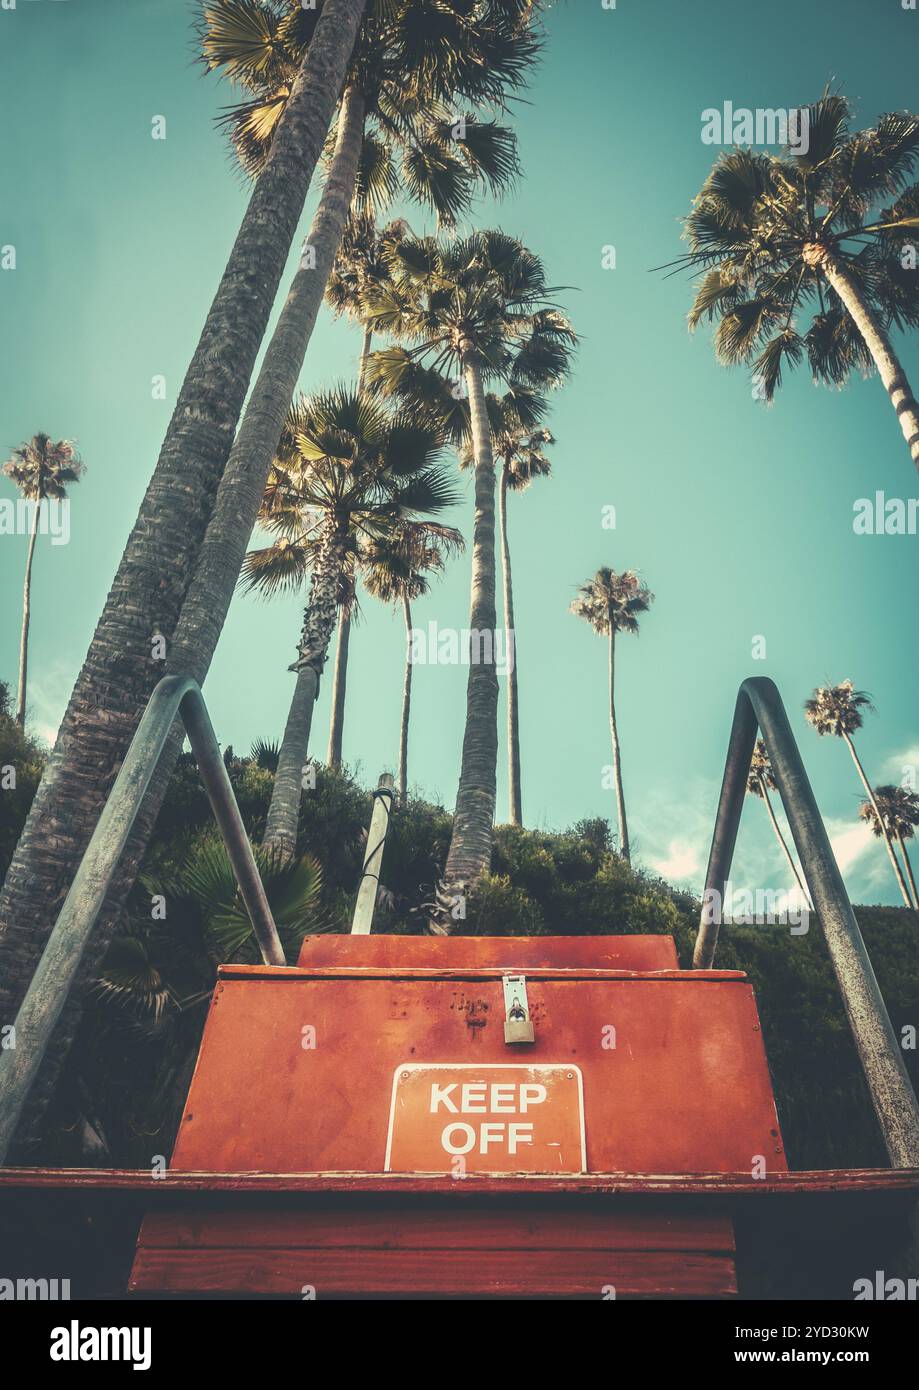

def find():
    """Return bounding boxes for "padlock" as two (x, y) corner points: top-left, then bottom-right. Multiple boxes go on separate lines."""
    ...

(504, 992), (535, 1044)
(504, 1015), (536, 1044)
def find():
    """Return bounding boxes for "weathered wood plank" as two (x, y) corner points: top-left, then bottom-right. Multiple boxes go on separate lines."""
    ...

(137, 1207), (735, 1252)
(129, 1247), (737, 1297)
(2, 1167), (916, 1194)
(296, 934), (680, 971)
(215, 966), (747, 981)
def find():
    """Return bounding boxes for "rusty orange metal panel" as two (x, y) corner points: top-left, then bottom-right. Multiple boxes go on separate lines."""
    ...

(296, 933), (679, 970)
(171, 938), (785, 1177)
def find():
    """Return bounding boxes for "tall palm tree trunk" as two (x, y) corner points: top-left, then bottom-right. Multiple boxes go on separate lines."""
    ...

(358, 325), (373, 385)
(811, 246), (919, 471)
(166, 81), (366, 861)
(759, 776), (812, 907)
(437, 358), (499, 920)
(0, 1), (367, 1153)
(607, 624), (630, 863)
(15, 504), (40, 728)
(399, 593), (413, 802)
(263, 522), (351, 858)
(325, 328), (373, 768)
(896, 831), (919, 910)
(842, 731), (913, 908)
(327, 606), (351, 768)
(497, 469), (522, 826)
(263, 667), (320, 862)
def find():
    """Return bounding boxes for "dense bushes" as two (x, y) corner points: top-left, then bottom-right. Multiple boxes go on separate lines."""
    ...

(0, 682), (45, 882)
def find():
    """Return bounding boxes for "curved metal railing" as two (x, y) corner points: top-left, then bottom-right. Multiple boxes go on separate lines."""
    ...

(0, 676), (284, 1163)
(695, 676), (919, 1168)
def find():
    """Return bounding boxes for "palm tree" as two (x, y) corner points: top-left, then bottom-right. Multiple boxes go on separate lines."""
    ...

(241, 389), (458, 858)
(0, 0), (369, 1137)
(804, 680), (913, 908)
(363, 519), (465, 801)
(326, 214), (410, 381)
(679, 93), (919, 469)
(324, 215), (410, 768)
(326, 567), (358, 770)
(166, 1), (533, 860)
(365, 232), (575, 918)
(570, 568), (654, 864)
(460, 392), (552, 826)
(746, 740), (812, 906)
(2, 434), (84, 727)
(859, 785), (919, 910)
(0, 1), (544, 1143)
(179, 0), (523, 718)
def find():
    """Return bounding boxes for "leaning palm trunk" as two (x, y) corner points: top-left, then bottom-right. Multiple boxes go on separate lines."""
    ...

(327, 607), (351, 768)
(896, 831), (919, 910)
(398, 593), (413, 802)
(15, 505), (40, 727)
(0, 1), (367, 1153)
(607, 624), (630, 863)
(807, 246), (919, 471)
(758, 774), (812, 908)
(436, 359), (500, 924)
(842, 731), (914, 908)
(170, 82), (365, 860)
(263, 522), (351, 858)
(497, 470), (522, 825)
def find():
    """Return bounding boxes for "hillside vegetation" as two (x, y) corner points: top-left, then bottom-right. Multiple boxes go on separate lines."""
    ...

(2, 723), (915, 1172)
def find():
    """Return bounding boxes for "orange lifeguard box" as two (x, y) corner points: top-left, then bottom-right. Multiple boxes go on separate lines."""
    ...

(130, 934), (785, 1297)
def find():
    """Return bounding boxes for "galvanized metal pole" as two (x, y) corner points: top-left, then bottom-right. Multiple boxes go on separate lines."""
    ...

(695, 676), (919, 1168)
(693, 689), (758, 970)
(180, 693), (286, 968)
(0, 676), (284, 1165)
(351, 773), (395, 935)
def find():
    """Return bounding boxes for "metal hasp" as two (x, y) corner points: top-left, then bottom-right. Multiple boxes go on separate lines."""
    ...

(503, 973), (535, 1044)
(695, 676), (919, 1169)
(350, 773), (395, 935)
(0, 675), (285, 1166)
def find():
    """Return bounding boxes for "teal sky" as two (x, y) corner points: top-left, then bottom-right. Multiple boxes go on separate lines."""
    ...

(1, 0), (917, 909)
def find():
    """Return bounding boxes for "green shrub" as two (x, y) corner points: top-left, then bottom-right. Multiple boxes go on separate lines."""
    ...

(0, 680), (46, 881)
(6, 741), (913, 1174)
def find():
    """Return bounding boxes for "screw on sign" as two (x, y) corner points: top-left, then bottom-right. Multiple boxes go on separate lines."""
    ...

(384, 1064), (586, 1174)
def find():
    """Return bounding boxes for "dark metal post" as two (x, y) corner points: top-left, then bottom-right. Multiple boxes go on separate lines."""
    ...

(695, 677), (919, 1168)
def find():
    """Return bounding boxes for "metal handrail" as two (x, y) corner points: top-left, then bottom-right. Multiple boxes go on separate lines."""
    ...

(694, 676), (919, 1168)
(0, 676), (285, 1164)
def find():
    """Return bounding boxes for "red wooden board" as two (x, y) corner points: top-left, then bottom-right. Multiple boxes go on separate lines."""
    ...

(131, 1201), (737, 1297)
(136, 1206), (735, 1251)
(296, 933), (680, 971)
(130, 1246), (736, 1297)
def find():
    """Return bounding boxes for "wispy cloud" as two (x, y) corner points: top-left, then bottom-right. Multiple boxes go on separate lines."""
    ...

(634, 774), (716, 891)
(25, 660), (73, 749)
(826, 817), (875, 877)
(653, 838), (701, 881)
(883, 745), (919, 785)
(635, 776), (904, 908)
